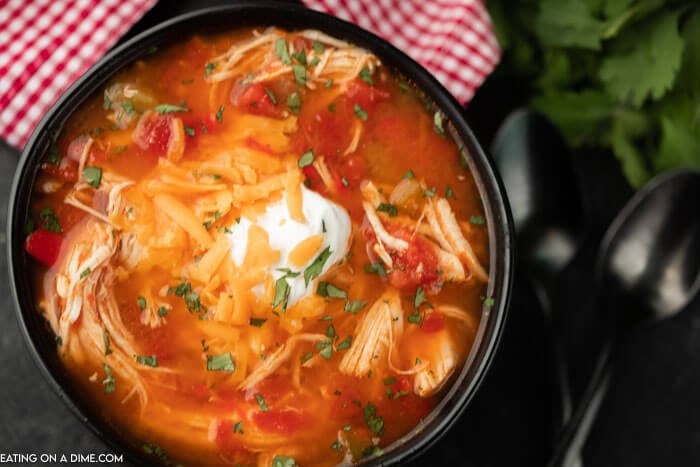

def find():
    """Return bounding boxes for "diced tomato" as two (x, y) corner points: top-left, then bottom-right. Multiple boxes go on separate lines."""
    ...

(421, 313), (445, 333)
(42, 157), (78, 183)
(230, 82), (279, 118)
(133, 111), (173, 154)
(300, 105), (354, 157)
(176, 380), (210, 401)
(252, 409), (306, 434)
(345, 78), (390, 111)
(361, 223), (440, 292)
(244, 374), (289, 405)
(24, 228), (63, 267)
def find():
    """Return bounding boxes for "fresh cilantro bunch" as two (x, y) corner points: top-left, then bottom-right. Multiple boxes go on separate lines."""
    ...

(487, 0), (700, 187)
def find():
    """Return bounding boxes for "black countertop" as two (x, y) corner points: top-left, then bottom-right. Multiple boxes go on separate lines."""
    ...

(2, 2), (700, 466)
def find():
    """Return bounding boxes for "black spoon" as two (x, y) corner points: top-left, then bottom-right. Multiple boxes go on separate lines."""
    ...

(491, 109), (587, 428)
(549, 167), (700, 466)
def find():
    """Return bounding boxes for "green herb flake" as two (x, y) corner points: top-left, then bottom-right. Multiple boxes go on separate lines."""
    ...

(298, 150), (315, 168)
(79, 267), (91, 279)
(137, 296), (147, 310)
(249, 318), (267, 328)
(206, 352), (235, 372)
(330, 441), (342, 451)
(154, 104), (190, 114)
(292, 48), (307, 65)
(483, 296), (495, 307)
(424, 186), (437, 198)
(433, 111), (445, 136)
(184, 126), (195, 137)
(103, 330), (112, 356)
(102, 363), (115, 394)
(113, 145), (128, 154)
(313, 41), (325, 55)
(445, 185), (457, 200)
(39, 207), (61, 233)
(344, 299), (367, 314)
(82, 166), (102, 188)
(326, 324), (336, 338)
(275, 38), (292, 65)
(407, 312), (422, 324)
(402, 169), (415, 179)
(383, 377), (397, 386)
(45, 143), (61, 165)
(470, 215), (485, 225)
(301, 351), (314, 363)
(359, 66), (374, 86)
(285, 91), (301, 113)
(354, 103), (368, 121)
(317, 282), (347, 300)
(325, 79), (334, 88)
(204, 62), (218, 77)
(376, 203), (398, 217)
(255, 393), (269, 412)
(216, 105), (224, 123)
(272, 276), (291, 311)
(341, 177), (349, 187)
(364, 262), (387, 277)
(272, 455), (297, 467)
(328, 102), (336, 112)
(319, 344), (333, 360)
(157, 306), (168, 317)
(337, 336), (352, 351)
(309, 56), (320, 67)
(264, 87), (278, 105)
(292, 64), (307, 86)
(414, 286), (426, 308)
(303, 245), (332, 285)
(135, 355), (158, 367)
(233, 421), (244, 434)
(103, 95), (111, 110)
(142, 443), (168, 463)
(122, 99), (134, 114)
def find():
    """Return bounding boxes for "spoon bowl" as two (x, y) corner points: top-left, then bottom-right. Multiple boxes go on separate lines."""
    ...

(492, 109), (586, 280)
(550, 167), (700, 466)
(598, 169), (700, 325)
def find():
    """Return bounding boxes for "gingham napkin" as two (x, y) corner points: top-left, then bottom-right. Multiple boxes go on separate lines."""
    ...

(0, 0), (500, 150)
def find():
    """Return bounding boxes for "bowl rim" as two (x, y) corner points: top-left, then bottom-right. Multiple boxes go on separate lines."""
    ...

(7, 2), (514, 465)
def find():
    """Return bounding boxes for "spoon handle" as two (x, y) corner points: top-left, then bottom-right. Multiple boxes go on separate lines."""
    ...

(548, 340), (613, 467)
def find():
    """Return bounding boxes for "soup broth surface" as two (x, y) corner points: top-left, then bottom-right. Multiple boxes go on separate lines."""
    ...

(26, 27), (489, 466)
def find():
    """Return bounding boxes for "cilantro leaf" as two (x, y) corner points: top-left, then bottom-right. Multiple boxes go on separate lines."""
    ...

(599, 12), (684, 107)
(535, 0), (607, 50)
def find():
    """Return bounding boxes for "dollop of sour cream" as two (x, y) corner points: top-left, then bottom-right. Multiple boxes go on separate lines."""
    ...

(226, 184), (351, 307)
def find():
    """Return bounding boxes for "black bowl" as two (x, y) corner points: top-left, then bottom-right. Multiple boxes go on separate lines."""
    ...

(7, 3), (513, 465)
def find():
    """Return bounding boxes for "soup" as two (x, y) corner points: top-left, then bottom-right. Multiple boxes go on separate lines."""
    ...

(25, 27), (489, 466)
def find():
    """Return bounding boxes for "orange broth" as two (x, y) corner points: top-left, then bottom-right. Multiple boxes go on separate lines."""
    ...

(27, 28), (489, 466)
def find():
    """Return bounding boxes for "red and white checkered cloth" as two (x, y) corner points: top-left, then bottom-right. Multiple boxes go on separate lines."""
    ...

(0, 0), (500, 150)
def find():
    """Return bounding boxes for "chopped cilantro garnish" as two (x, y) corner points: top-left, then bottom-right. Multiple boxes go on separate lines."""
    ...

(45, 143), (61, 165)
(275, 38), (292, 65)
(341, 177), (349, 187)
(359, 66), (374, 85)
(142, 443), (168, 463)
(325, 78), (334, 88)
(39, 207), (61, 233)
(273, 276), (292, 311)
(319, 344), (333, 360)
(376, 202), (398, 217)
(113, 145), (128, 153)
(249, 318), (267, 327)
(122, 99), (134, 114)
(264, 87), (278, 105)
(424, 186), (437, 197)
(102, 363), (115, 394)
(298, 150), (314, 168)
(303, 246), (332, 285)
(354, 103), (368, 121)
(255, 393), (269, 412)
(445, 184), (456, 200)
(433, 111), (445, 136)
(313, 41), (325, 55)
(135, 355), (158, 367)
(483, 296), (495, 307)
(330, 441), (342, 451)
(292, 64), (307, 86)
(154, 104), (190, 114)
(328, 102), (336, 112)
(403, 169), (415, 179)
(137, 296), (147, 310)
(301, 351), (314, 363)
(326, 324), (336, 338)
(470, 215), (485, 225)
(233, 421), (244, 434)
(383, 377), (397, 386)
(272, 455), (297, 467)
(206, 353), (235, 372)
(344, 299), (367, 314)
(337, 336), (352, 351)
(364, 262), (387, 277)
(79, 267), (91, 279)
(204, 61), (218, 77)
(317, 282), (347, 299)
(103, 330), (112, 356)
(103, 95), (111, 110)
(184, 125), (195, 137)
(157, 306), (167, 317)
(292, 48), (307, 65)
(287, 92), (301, 113)
(216, 105), (224, 123)
(414, 286), (426, 308)
(82, 166), (102, 188)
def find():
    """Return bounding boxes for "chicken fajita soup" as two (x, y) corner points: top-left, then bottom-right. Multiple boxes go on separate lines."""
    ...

(24, 27), (490, 466)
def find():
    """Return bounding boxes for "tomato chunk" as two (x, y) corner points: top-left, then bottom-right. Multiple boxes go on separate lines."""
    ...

(25, 228), (63, 267)
(133, 111), (185, 161)
(230, 82), (279, 118)
(252, 409), (305, 433)
(421, 312), (445, 333)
